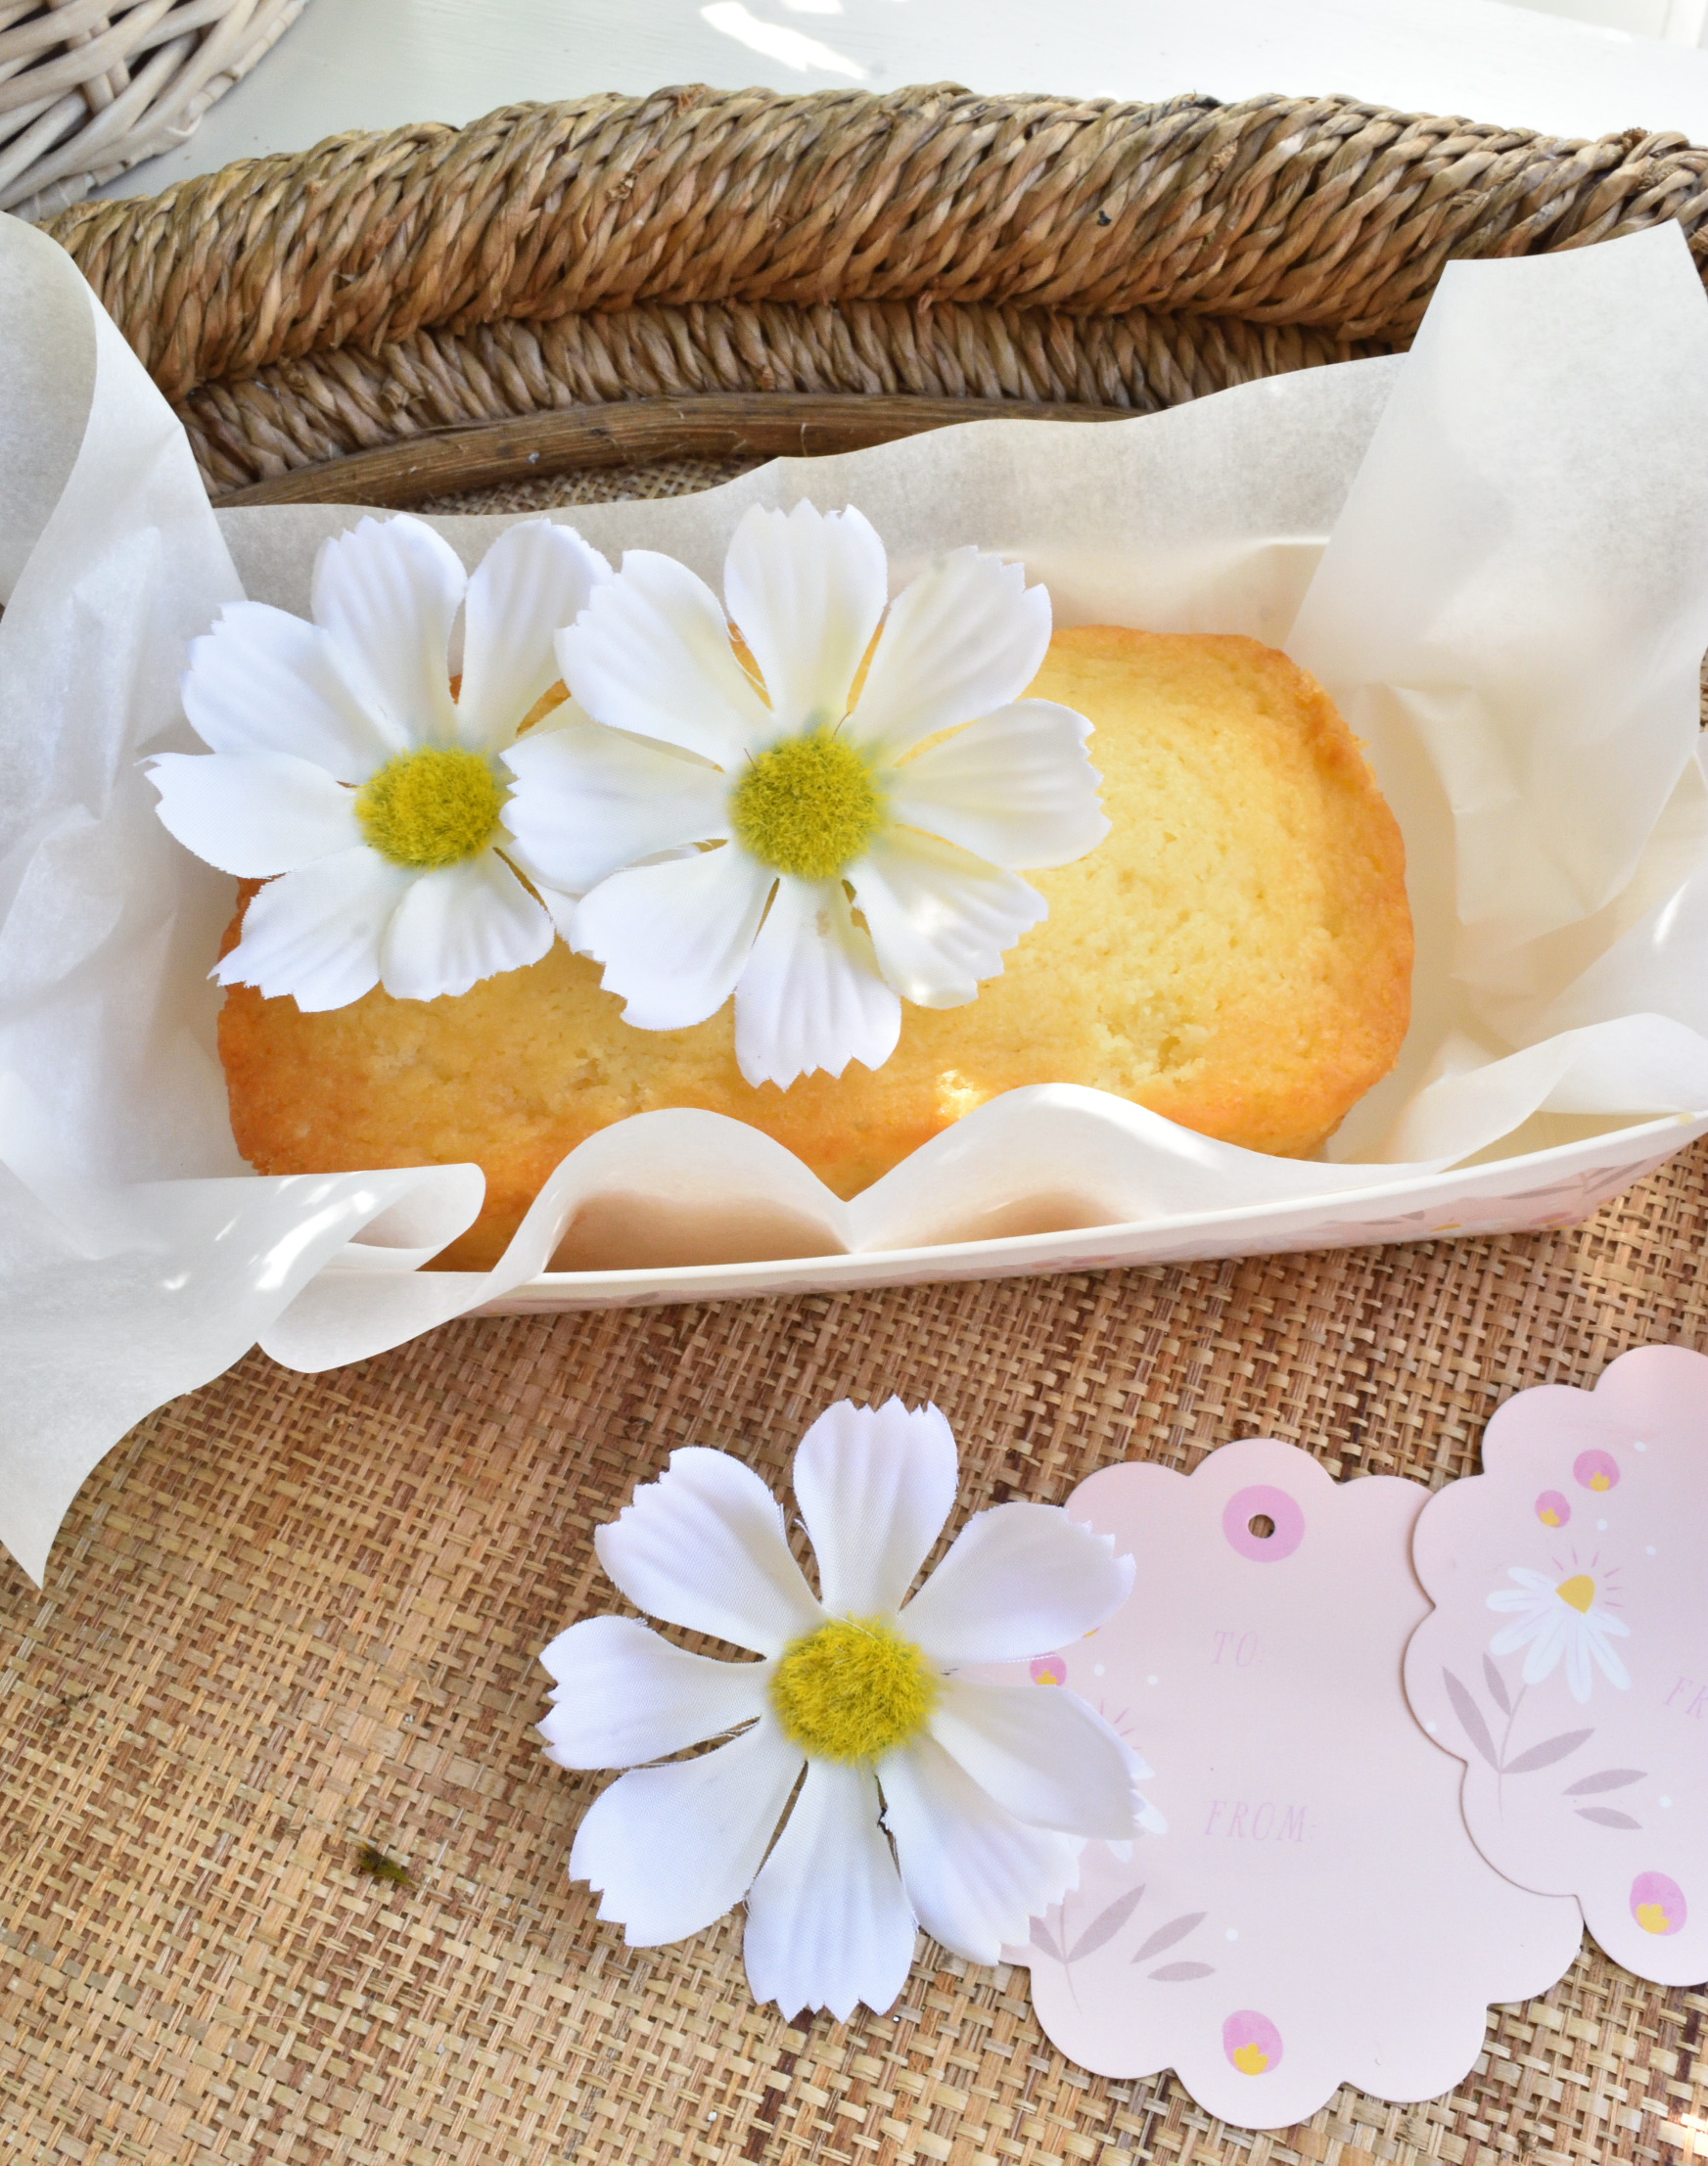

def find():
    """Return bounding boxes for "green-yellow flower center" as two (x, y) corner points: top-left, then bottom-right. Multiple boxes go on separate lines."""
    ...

(355, 746), (505, 870)
(729, 730), (883, 881)
(767, 1615), (937, 1763)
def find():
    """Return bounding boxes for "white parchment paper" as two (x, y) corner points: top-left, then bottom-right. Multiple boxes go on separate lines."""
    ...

(4, 213), (1708, 1582)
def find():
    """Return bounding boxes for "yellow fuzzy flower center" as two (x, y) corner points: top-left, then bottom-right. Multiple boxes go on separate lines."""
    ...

(355, 746), (504, 869)
(1555, 1574), (1596, 1614)
(730, 731), (883, 881)
(768, 1616), (937, 1763)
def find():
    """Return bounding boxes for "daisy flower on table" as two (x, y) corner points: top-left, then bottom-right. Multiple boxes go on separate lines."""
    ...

(539, 1399), (1149, 2023)
(1487, 1563), (1632, 1703)
(148, 513), (610, 1010)
(501, 500), (1109, 1089)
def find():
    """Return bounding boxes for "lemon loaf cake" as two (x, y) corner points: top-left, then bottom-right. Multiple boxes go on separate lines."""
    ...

(217, 628), (1412, 1269)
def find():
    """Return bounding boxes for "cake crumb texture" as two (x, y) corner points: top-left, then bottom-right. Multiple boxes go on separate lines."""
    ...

(217, 627), (1412, 1269)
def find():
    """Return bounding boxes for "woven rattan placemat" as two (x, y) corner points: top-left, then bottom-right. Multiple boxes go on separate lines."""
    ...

(5, 1132), (1708, 2165)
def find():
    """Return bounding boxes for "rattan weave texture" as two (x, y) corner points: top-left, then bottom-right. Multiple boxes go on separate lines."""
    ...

(42, 83), (1708, 494)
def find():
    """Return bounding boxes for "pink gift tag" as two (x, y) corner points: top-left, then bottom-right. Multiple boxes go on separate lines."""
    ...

(1406, 1345), (1708, 1984)
(994, 1441), (1581, 2130)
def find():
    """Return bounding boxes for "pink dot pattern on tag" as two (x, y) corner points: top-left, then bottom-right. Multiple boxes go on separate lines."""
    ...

(1573, 1450), (1620, 1494)
(1535, 1489), (1571, 1529)
(1222, 2010), (1283, 2075)
(1631, 1871), (1686, 1937)
(1223, 1485), (1305, 1563)
(1029, 1655), (1067, 1686)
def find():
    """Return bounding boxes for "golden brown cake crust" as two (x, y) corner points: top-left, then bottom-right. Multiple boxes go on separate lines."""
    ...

(217, 628), (1412, 1269)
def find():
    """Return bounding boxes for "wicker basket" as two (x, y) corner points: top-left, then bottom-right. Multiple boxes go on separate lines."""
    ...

(2, 0), (308, 224)
(11, 85), (1708, 2166)
(42, 83), (1708, 504)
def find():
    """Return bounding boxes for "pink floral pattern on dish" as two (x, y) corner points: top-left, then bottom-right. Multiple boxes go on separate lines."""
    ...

(983, 1439), (1579, 2131)
(1406, 1346), (1708, 1985)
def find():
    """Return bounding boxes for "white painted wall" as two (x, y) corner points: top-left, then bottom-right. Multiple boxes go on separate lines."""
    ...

(99, 0), (1708, 207)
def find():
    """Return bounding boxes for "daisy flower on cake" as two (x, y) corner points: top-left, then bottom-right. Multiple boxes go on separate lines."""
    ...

(538, 1398), (1151, 2022)
(501, 501), (1109, 1088)
(1488, 1563), (1632, 1703)
(149, 514), (610, 1009)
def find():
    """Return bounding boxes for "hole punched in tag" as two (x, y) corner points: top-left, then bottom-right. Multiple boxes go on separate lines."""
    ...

(1248, 1513), (1276, 1540)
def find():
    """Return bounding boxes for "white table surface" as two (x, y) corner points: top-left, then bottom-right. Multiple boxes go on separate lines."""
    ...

(101, 0), (1708, 207)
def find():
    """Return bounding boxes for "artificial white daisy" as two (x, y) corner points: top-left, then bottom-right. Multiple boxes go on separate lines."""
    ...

(539, 1399), (1147, 2022)
(501, 501), (1109, 1088)
(149, 513), (610, 1010)
(1487, 1564), (1632, 1703)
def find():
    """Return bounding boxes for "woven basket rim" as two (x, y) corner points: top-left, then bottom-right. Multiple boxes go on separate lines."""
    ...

(45, 82), (1708, 410)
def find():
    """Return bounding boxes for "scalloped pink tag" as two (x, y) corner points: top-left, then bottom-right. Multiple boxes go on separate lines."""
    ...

(992, 1441), (1581, 2130)
(1406, 1345), (1708, 1984)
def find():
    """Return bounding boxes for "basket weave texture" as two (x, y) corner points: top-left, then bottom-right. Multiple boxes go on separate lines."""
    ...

(43, 83), (1708, 494)
(1, 0), (307, 224)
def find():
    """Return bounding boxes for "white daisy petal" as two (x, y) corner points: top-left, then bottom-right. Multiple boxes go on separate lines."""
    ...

(576, 847), (774, 1031)
(596, 1446), (823, 1657)
(850, 829), (1047, 1009)
(214, 847), (413, 1012)
(743, 1759), (916, 2021)
(456, 520), (612, 752)
(1519, 1610), (1571, 1685)
(793, 1398), (957, 1617)
(732, 875), (901, 1088)
(502, 719), (729, 894)
(845, 548), (1051, 763)
(880, 1734), (1082, 1964)
(723, 503), (889, 737)
(1565, 1628), (1593, 1703)
(570, 1716), (804, 1947)
(1490, 1612), (1552, 1653)
(928, 1680), (1135, 1837)
(900, 1503), (1134, 1671)
(886, 702), (1110, 870)
(1591, 1632), (1632, 1689)
(311, 513), (463, 748)
(149, 751), (360, 876)
(182, 600), (402, 779)
(557, 549), (771, 766)
(537, 1616), (768, 1771)
(377, 851), (554, 1002)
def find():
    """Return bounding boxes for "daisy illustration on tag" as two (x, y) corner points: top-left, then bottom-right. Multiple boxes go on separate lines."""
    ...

(1487, 1557), (1631, 1703)
(535, 1399), (1154, 2021)
(1407, 1346), (1708, 1984)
